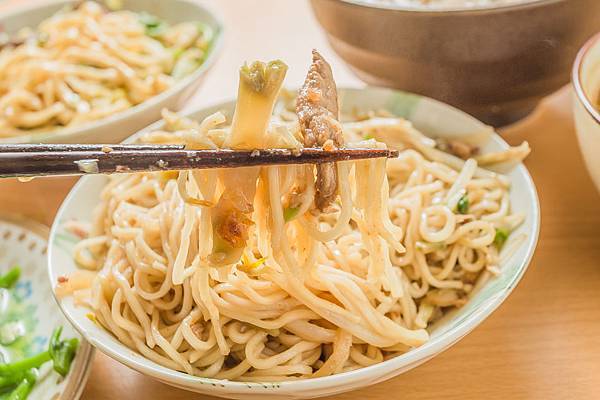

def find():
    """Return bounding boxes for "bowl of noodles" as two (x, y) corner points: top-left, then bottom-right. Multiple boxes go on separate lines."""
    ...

(47, 54), (539, 399)
(0, 0), (222, 143)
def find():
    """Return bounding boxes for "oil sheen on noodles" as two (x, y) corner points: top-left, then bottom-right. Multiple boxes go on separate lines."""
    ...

(62, 56), (529, 381)
(0, 1), (213, 138)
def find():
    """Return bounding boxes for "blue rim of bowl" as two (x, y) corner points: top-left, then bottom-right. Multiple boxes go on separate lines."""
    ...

(0, 0), (224, 144)
(572, 31), (600, 125)
(48, 88), (541, 393)
(338, 0), (561, 14)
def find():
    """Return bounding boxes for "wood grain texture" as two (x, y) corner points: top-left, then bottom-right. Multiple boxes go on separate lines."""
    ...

(0, 1), (599, 399)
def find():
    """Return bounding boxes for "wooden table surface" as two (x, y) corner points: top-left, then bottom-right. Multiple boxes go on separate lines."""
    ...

(1, 1), (600, 399)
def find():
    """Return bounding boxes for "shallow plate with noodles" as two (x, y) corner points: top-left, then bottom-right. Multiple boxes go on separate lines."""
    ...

(48, 54), (539, 399)
(0, 0), (222, 144)
(0, 214), (93, 400)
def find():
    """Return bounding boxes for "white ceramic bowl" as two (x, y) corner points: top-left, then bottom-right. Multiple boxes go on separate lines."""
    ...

(48, 88), (540, 400)
(573, 32), (600, 193)
(0, 0), (223, 144)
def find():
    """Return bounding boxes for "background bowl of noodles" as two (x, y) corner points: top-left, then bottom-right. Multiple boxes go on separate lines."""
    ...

(0, 0), (223, 144)
(47, 87), (540, 399)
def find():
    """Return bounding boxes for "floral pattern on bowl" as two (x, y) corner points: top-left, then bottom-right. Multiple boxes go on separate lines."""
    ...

(0, 216), (94, 400)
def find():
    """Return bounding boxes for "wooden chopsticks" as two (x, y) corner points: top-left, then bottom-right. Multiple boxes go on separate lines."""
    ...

(0, 144), (399, 178)
(0, 144), (186, 152)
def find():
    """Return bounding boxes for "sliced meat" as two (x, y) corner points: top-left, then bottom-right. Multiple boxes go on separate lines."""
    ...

(296, 50), (344, 211)
(296, 50), (343, 148)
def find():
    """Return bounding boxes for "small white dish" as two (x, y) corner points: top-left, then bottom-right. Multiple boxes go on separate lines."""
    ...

(0, 0), (223, 144)
(0, 214), (94, 400)
(572, 32), (600, 193)
(48, 87), (540, 400)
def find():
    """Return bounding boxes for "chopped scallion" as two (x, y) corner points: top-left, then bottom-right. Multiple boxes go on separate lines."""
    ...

(457, 194), (469, 214)
(494, 228), (509, 249)
(0, 267), (20, 289)
(283, 206), (300, 222)
(139, 13), (166, 38)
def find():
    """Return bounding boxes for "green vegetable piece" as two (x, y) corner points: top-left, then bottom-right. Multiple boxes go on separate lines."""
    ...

(139, 12), (166, 37)
(0, 373), (25, 391)
(139, 12), (161, 28)
(196, 22), (214, 48)
(229, 59), (288, 149)
(171, 49), (205, 79)
(49, 327), (79, 377)
(283, 207), (300, 222)
(172, 48), (185, 60)
(457, 194), (469, 214)
(494, 228), (509, 249)
(0, 326), (78, 397)
(145, 25), (165, 38)
(7, 369), (36, 400)
(363, 133), (374, 140)
(0, 267), (20, 289)
(0, 350), (50, 378)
